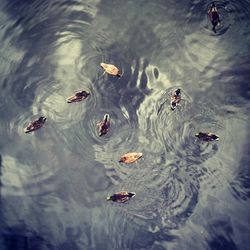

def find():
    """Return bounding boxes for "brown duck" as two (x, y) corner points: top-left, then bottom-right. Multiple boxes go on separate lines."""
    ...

(107, 191), (136, 203)
(24, 116), (46, 133)
(195, 132), (219, 142)
(97, 114), (110, 136)
(66, 90), (90, 103)
(119, 152), (143, 164)
(100, 63), (121, 77)
(207, 2), (221, 33)
(170, 88), (181, 110)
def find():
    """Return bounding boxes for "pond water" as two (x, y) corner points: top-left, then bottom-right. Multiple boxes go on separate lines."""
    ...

(0, 0), (250, 249)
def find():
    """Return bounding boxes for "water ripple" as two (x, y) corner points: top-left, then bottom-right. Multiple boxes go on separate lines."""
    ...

(0, 0), (249, 249)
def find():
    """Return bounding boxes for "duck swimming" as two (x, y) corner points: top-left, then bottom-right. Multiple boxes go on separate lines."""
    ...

(66, 90), (90, 103)
(208, 2), (221, 33)
(107, 191), (136, 203)
(119, 152), (143, 164)
(97, 114), (110, 136)
(100, 63), (121, 77)
(24, 116), (46, 133)
(195, 132), (219, 142)
(170, 88), (181, 110)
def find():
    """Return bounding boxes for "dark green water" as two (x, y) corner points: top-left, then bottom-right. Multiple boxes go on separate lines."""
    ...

(0, 0), (250, 249)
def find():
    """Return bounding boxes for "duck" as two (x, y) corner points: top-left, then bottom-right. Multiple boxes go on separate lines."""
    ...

(195, 132), (219, 141)
(66, 90), (90, 103)
(208, 2), (221, 33)
(100, 63), (121, 77)
(24, 116), (46, 133)
(170, 88), (181, 110)
(97, 114), (110, 136)
(119, 152), (143, 164)
(107, 191), (136, 203)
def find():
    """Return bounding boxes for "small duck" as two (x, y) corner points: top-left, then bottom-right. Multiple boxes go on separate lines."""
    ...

(100, 63), (121, 77)
(195, 132), (219, 142)
(107, 191), (136, 203)
(119, 152), (143, 164)
(170, 88), (181, 110)
(97, 114), (110, 136)
(24, 116), (46, 133)
(208, 2), (221, 33)
(66, 90), (90, 103)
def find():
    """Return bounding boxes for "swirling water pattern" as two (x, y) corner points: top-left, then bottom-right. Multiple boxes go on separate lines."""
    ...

(0, 0), (250, 249)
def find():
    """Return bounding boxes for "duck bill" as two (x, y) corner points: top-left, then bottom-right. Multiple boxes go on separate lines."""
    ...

(195, 133), (199, 137)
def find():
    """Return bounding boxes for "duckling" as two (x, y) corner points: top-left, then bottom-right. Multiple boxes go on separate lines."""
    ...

(208, 2), (221, 33)
(107, 191), (136, 203)
(24, 116), (46, 133)
(97, 114), (110, 136)
(195, 132), (219, 142)
(170, 88), (181, 110)
(119, 152), (143, 164)
(100, 63), (121, 77)
(66, 90), (90, 103)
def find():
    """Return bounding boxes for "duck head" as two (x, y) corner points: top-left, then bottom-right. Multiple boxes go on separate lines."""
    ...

(176, 88), (181, 96)
(106, 195), (113, 201)
(100, 62), (107, 70)
(76, 90), (90, 97)
(210, 134), (219, 141)
(128, 192), (136, 198)
(195, 132), (201, 138)
(38, 116), (46, 123)
(104, 114), (110, 122)
(83, 90), (90, 97)
(171, 102), (177, 110)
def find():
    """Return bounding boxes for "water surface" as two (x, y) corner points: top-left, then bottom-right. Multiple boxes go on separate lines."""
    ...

(0, 0), (250, 249)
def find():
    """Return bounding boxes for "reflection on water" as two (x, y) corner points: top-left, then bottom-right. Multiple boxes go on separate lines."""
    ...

(0, 0), (250, 249)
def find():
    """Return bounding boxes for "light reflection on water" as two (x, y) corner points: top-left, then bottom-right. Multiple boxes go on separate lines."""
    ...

(0, 0), (250, 249)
